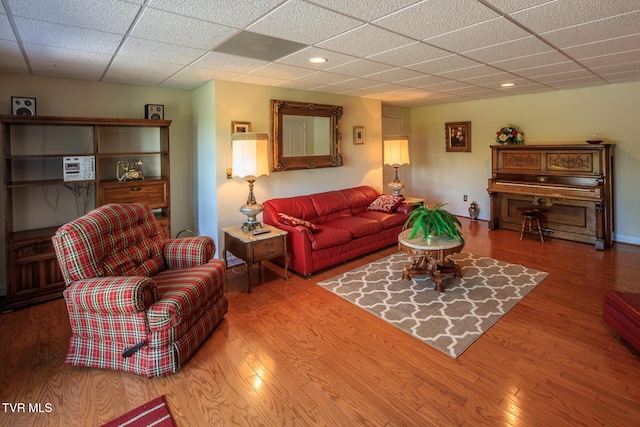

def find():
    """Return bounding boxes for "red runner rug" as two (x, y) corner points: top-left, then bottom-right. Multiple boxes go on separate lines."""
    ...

(101, 395), (176, 427)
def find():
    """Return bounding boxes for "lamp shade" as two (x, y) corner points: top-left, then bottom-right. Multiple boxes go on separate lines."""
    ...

(383, 135), (410, 166)
(232, 133), (270, 178)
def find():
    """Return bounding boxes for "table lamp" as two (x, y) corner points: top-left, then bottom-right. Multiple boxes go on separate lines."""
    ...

(383, 135), (410, 196)
(232, 132), (270, 231)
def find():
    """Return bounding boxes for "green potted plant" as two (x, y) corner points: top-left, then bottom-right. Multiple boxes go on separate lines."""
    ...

(403, 202), (464, 242)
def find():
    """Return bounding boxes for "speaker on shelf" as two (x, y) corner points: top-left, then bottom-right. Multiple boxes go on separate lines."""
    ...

(145, 104), (164, 120)
(11, 96), (36, 115)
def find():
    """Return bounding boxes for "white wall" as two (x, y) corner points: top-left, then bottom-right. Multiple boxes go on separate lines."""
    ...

(410, 81), (640, 244)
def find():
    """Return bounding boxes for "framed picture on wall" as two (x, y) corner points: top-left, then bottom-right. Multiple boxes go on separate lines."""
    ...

(232, 121), (250, 133)
(445, 121), (471, 152)
(353, 126), (366, 145)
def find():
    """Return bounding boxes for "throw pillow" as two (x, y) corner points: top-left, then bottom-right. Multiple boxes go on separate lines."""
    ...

(277, 212), (321, 232)
(368, 195), (405, 213)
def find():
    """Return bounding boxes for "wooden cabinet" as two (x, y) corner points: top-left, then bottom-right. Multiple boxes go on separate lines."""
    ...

(1, 115), (171, 310)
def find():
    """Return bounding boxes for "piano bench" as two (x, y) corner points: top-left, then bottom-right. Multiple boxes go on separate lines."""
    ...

(604, 291), (640, 353)
(519, 210), (544, 243)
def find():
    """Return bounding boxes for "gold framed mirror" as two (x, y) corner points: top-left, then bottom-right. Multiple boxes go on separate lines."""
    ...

(271, 99), (343, 171)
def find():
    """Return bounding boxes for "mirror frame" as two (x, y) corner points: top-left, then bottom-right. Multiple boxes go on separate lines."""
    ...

(271, 99), (343, 171)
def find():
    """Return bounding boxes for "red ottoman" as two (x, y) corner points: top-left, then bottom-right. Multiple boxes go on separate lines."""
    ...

(603, 291), (640, 353)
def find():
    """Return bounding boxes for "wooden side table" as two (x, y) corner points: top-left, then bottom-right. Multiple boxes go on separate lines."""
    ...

(402, 196), (425, 206)
(222, 224), (289, 293)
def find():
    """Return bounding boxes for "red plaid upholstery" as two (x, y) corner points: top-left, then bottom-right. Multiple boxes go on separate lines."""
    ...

(52, 203), (228, 378)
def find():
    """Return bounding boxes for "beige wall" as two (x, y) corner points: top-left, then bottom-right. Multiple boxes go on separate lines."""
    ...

(197, 80), (384, 250)
(0, 73), (195, 295)
(410, 81), (640, 244)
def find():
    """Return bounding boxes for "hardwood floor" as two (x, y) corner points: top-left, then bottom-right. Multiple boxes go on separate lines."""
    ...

(1, 218), (639, 426)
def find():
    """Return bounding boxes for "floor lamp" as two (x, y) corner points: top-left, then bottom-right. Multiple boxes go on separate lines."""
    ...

(383, 135), (410, 196)
(232, 132), (270, 231)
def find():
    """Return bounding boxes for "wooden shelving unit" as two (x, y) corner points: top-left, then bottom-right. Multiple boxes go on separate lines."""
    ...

(1, 115), (171, 310)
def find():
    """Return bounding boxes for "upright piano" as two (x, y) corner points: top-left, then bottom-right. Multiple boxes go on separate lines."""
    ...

(487, 143), (614, 249)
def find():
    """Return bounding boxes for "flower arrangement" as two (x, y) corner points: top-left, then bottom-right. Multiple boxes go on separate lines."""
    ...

(495, 125), (524, 144)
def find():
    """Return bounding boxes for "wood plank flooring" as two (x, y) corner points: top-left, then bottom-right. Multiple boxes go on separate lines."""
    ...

(1, 218), (639, 426)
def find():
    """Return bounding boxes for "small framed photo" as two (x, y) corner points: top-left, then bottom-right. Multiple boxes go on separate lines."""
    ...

(353, 126), (366, 145)
(232, 121), (250, 133)
(445, 121), (471, 152)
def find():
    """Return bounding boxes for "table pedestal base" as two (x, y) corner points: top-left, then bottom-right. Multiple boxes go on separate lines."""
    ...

(402, 255), (462, 292)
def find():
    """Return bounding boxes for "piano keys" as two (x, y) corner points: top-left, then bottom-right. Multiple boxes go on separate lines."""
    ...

(487, 144), (614, 249)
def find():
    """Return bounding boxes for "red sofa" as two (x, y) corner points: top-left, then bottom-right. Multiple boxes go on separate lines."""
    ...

(603, 291), (640, 353)
(263, 186), (413, 276)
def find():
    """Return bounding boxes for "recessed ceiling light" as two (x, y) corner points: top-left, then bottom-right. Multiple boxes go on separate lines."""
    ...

(501, 83), (515, 87)
(309, 57), (327, 64)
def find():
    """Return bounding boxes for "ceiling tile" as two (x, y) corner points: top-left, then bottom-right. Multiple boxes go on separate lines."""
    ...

(274, 79), (324, 91)
(102, 69), (169, 86)
(6, 0), (141, 34)
(365, 67), (428, 83)
(230, 74), (287, 86)
(564, 34), (640, 60)
(292, 71), (354, 85)
(1, 13), (16, 40)
(366, 42), (450, 66)
(490, 51), (571, 72)
(245, 62), (316, 79)
(30, 61), (105, 80)
(591, 60), (640, 75)
(541, 11), (640, 49)
(325, 59), (395, 78)
(119, 37), (206, 65)
(514, 61), (584, 78)
(581, 49), (640, 68)
(328, 78), (389, 90)
(305, 0), (420, 22)
(546, 76), (604, 89)
(461, 72), (529, 87)
(315, 24), (415, 58)
(14, 17), (122, 54)
(192, 52), (269, 73)
(108, 55), (183, 76)
(438, 64), (503, 80)
(511, 0), (640, 33)
(248, 0), (363, 45)
(149, 0), (284, 28)
(276, 47), (358, 70)
(426, 17), (531, 53)
(407, 55), (483, 75)
(399, 74), (449, 87)
(464, 36), (554, 64)
(132, 8), (236, 50)
(532, 69), (597, 83)
(481, 0), (552, 14)
(160, 66), (241, 89)
(373, 0), (498, 40)
(23, 43), (112, 69)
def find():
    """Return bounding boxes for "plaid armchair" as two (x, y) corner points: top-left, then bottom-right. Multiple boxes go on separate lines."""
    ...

(52, 203), (228, 378)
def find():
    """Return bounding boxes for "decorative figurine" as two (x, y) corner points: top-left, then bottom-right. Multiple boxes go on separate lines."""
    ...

(468, 201), (479, 220)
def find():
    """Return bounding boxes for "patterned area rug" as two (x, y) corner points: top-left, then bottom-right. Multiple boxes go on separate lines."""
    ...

(317, 252), (549, 358)
(101, 396), (176, 427)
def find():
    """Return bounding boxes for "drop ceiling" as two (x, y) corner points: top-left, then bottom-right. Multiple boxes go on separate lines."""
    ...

(1, 0), (639, 107)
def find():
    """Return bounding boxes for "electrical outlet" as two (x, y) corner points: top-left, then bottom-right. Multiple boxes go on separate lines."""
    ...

(463, 195), (468, 202)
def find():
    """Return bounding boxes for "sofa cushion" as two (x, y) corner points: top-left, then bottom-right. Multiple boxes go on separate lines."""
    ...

(341, 186), (380, 214)
(277, 212), (321, 232)
(368, 195), (405, 213)
(310, 190), (353, 223)
(310, 226), (352, 250)
(324, 216), (384, 238)
(357, 210), (407, 229)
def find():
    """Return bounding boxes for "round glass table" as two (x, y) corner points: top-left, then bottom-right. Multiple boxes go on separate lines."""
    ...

(398, 229), (465, 292)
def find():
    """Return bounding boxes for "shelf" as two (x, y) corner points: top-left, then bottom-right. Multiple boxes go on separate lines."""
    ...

(7, 179), (95, 188)
(0, 114), (171, 127)
(2, 114), (171, 310)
